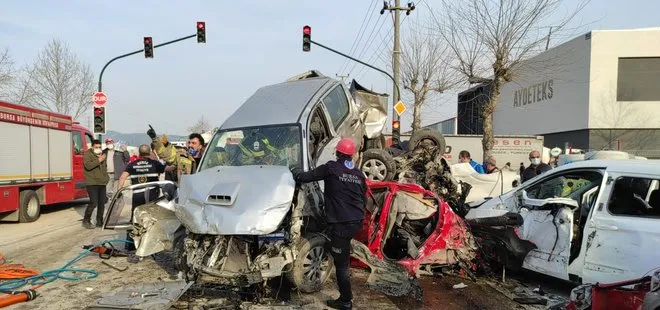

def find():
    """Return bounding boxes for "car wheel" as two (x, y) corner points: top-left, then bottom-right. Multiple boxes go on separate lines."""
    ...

(360, 149), (396, 181)
(287, 234), (333, 293)
(408, 128), (446, 153)
(19, 190), (40, 223)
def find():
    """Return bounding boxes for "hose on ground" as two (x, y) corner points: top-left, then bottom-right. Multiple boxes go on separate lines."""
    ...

(0, 239), (133, 292)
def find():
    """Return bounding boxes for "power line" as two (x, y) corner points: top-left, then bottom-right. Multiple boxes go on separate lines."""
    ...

(347, 13), (388, 76)
(338, 0), (378, 75)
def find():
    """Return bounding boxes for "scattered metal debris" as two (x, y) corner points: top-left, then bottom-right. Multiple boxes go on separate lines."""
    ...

(350, 240), (423, 301)
(88, 280), (192, 309)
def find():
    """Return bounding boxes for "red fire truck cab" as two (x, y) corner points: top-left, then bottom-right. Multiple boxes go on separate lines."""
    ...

(0, 101), (95, 222)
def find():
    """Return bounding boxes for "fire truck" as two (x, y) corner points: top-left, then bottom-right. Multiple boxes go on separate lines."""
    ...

(0, 101), (94, 222)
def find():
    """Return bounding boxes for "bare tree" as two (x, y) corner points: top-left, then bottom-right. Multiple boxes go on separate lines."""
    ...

(188, 115), (212, 134)
(0, 48), (14, 98)
(430, 0), (588, 161)
(14, 39), (94, 120)
(400, 24), (459, 132)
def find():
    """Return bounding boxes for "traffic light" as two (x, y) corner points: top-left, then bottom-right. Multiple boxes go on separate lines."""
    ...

(392, 120), (401, 147)
(144, 37), (153, 58)
(302, 25), (311, 52)
(197, 21), (206, 43)
(93, 107), (106, 135)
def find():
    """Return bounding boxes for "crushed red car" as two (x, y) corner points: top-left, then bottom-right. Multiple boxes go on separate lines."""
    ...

(347, 180), (477, 298)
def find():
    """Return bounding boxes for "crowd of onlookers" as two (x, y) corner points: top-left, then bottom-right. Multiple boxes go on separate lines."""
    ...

(80, 134), (207, 229)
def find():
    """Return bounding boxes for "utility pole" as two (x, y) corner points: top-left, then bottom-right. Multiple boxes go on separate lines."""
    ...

(545, 26), (553, 51)
(336, 73), (349, 83)
(382, 1), (415, 147)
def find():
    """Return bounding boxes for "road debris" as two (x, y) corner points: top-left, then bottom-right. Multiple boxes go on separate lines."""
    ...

(102, 260), (128, 272)
(350, 239), (423, 300)
(452, 283), (468, 289)
(88, 280), (192, 309)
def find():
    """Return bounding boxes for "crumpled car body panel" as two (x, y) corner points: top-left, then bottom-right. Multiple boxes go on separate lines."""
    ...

(349, 80), (388, 139)
(353, 180), (476, 277)
(176, 165), (295, 235)
(449, 162), (520, 202)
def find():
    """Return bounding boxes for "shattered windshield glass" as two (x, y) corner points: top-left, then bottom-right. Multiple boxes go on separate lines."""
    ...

(199, 124), (302, 171)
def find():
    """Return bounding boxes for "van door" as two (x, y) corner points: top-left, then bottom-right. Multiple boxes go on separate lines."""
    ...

(71, 130), (87, 198)
(321, 85), (362, 151)
(581, 173), (660, 284)
(517, 170), (603, 280)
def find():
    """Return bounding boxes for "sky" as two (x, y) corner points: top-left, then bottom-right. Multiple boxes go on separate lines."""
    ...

(1, 0), (659, 135)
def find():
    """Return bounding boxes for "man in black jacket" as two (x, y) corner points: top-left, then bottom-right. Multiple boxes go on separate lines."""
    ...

(521, 150), (552, 183)
(291, 137), (367, 310)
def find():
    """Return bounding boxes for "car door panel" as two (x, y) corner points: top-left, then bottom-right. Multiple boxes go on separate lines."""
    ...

(582, 173), (660, 284)
(519, 191), (576, 280)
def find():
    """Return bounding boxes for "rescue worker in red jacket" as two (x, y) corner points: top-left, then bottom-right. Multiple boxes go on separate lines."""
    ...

(291, 137), (367, 310)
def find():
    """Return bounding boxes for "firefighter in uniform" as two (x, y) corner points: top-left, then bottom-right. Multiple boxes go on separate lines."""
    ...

(117, 144), (166, 257)
(291, 137), (367, 310)
(146, 125), (196, 182)
(237, 130), (279, 165)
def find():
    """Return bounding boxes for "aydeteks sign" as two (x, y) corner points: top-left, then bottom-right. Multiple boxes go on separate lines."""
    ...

(513, 79), (554, 107)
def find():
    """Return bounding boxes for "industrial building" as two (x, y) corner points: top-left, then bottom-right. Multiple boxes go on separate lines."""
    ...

(446, 27), (660, 158)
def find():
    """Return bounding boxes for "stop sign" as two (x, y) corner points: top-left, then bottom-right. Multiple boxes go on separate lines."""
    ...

(92, 92), (107, 106)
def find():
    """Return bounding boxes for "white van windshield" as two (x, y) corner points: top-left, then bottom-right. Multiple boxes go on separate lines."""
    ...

(199, 125), (302, 171)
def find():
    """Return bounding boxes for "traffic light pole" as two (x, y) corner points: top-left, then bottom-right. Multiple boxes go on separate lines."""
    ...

(308, 39), (402, 146)
(96, 34), (196, 139)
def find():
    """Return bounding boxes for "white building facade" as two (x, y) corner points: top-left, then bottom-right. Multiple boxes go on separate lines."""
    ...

(492, 27), (660, 158)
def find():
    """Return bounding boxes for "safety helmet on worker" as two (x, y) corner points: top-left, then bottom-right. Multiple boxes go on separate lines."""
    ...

(336, 137), (356, 156)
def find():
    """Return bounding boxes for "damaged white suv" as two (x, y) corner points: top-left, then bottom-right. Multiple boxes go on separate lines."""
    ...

(103, 70), (388, 293)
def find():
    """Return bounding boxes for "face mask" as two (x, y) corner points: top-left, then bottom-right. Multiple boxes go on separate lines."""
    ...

(188, 148), (198, 156)
(531, 158), (541, 165)
(93, 149), (102, 155)
(107, 144), (114, 150)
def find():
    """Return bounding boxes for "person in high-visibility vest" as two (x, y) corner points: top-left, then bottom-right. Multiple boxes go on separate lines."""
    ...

(146, 126), (196, 182)
(236, 130), (280, 165)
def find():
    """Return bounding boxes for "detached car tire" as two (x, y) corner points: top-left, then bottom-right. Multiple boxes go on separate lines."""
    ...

(287, 234), (333, 293)
(360, 148), (396, 181)
(19, 190), (40, 223)
(408, 128), (446, 153)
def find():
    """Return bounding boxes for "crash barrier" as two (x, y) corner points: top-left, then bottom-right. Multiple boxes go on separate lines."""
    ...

(0, 239), (133, 292)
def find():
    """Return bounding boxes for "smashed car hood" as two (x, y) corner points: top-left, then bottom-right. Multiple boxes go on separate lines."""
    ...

(176, 165), (295, 235)
(350, 79), (388, 139)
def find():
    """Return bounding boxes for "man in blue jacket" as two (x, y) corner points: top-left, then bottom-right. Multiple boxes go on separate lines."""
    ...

(458, 150), (485, 174)
(291, 137), (367, 310)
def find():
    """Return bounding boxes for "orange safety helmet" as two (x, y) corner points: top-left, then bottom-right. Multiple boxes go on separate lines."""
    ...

(336, 137), (356, 156)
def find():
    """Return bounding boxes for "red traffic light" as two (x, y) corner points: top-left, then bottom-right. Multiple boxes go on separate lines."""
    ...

(144, 38), (151, 44)
(197, 21), (205, 29)
(94, 107), (103, 116)
(303, 25), (311, 35)
(392, 120), (400, 129)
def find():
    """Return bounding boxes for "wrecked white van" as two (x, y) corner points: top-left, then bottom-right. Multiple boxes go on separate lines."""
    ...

(465, 159), (660, 284)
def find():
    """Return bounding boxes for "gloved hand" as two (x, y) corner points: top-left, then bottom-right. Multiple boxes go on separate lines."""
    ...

(290, 167), (303, 175)
(147, 124), (157, 139)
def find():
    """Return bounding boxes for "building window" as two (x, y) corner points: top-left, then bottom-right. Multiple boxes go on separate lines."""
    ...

(617, 57), (660, 101)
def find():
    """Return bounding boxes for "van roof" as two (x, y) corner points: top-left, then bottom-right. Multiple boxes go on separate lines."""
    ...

(220, 75), (337, 130)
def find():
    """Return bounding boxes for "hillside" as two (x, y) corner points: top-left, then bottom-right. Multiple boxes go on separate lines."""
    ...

(104, 130), (187, 147)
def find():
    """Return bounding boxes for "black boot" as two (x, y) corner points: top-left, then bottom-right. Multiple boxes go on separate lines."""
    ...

(82, 221), (95, 229)
(326, 298), (352, 310)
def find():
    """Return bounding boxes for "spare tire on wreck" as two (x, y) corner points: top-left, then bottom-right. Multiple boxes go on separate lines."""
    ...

(360, 148), (396, 181)
(407, 128), (447, 153)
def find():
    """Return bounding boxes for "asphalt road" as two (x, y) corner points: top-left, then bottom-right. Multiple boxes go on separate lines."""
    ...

(0, 202), (561, 309)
